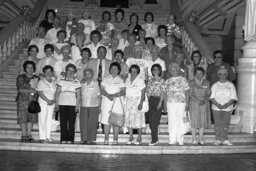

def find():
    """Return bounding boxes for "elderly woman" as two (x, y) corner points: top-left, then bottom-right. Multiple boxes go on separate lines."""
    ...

(53, 30), (69, 61)
(146, 64), (165, 146)
(76, 48), (91, 81)
(175, 52), (188, 79)
(165, 62), (189, 145)
(100, 62), (125, 145)
(166, 13), (181, 39)
(148, 46), (166, 79)
(55, 64), (81, 144)
(112, 8), (128, 39)
(71, 33), (86, 62)
(155, 25), (167, 49)
(113, 50), (129, 81)
(45, 16), (62, 44)
(39, 9), (56, 32)
(142, 12), (158, 39)
(125, 64), (146, 145)
(128, 13), (142, 37)
(36, 44), (57, 76)
(86, 30), (103, 59)
(210, 66), (237, 146)
(126, 45), (150, 81)
(16, 61), (39, 142)
(189, 67), (211, 145)
(80, 68), (100, 144)
(78, 10), (96, 39)
(106, 38), (119, 61)
(142, 37), (155, 61)
(55, 45), (75, 78)
(136, 29), (146, 46)
(20, 45), (39, 74)
(100, 62), (125, 142)
(37, 65), (56, 143)
(187, 50), (208, 81)
(124, 33), (136, 60)
(101, 10), (114, 31)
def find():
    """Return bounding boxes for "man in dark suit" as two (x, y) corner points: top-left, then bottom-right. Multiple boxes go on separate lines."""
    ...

(88, 46), (112, 84)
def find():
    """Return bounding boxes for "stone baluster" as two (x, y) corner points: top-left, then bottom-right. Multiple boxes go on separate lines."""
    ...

(2, 41), (7, 60)
(7, 37), (11, 56)
(11, 32), (16, 51)
(0, 45), (2, 65)
(19, 26), (23, 43)
(16, 29), (20, 46)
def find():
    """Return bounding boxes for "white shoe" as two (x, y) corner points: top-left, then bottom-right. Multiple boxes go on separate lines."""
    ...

(149, 141), (158, 146)
(222, 140), (233, 146)
(178, 142), (184, 146)
(214, 140), (222, 145)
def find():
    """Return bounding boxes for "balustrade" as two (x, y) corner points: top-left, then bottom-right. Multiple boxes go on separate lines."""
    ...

(0, 2), (46, 65)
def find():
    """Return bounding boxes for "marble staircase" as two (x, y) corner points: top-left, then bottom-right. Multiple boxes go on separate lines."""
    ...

(0, 48), (256, 154)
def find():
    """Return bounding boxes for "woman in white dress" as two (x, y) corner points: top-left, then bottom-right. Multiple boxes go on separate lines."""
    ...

(125, 64), (146, 145)
(100, 62), (126, 145)
(141, 12), (158, 39)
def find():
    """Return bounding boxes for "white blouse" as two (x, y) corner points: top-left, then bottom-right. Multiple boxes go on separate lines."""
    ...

(37, 78), (57, 101)
(81, 81), (100, 107)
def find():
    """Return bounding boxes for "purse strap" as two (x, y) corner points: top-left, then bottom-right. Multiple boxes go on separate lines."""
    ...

(110, 97), (125, 114)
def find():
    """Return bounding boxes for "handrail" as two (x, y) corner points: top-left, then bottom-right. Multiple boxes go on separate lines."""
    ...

(0, 0), (46, 65)
(181, 23), (214, 63)
(174, 0), (214, 64)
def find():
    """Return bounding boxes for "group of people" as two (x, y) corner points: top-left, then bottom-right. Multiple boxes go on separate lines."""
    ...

(16, 8), (238, 146)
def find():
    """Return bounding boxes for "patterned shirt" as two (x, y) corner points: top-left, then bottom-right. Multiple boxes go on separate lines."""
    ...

(165, 76), (189, 103)
(146, 78), (165, 97)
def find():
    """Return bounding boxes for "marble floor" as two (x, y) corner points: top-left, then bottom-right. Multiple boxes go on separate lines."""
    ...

(0, 151), (256, 171)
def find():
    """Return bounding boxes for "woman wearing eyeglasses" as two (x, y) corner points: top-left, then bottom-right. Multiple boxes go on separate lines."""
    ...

(206, 50), (236, 86)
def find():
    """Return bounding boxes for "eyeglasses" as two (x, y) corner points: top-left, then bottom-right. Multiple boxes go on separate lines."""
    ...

(214, 56), (222, 59)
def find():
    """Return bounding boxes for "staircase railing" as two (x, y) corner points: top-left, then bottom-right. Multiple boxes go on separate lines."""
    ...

(181, 22), (214, 64)
(0, 0), (47, 66)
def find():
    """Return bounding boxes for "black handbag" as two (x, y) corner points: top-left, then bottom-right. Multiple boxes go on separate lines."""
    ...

(28, 100), (41, 113)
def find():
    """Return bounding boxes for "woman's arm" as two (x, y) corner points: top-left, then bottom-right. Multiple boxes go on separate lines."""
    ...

(55, 86), (61, 111)
(210, 98), (223, 109)
(38, 91), (50, 103)
(138, 87), (146, 110)
(75, 88), (81, 113)
(185, 90), (189, 111)
(18, 88), (37, 94)
(222, 99), (236, 109)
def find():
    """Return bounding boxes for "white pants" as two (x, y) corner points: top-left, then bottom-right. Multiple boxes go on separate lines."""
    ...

(38, 100), (55, 140)
(167, 102), (186, 144)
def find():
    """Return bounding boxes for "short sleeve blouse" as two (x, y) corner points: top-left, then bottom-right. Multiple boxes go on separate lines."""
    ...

(57, 78), (81, 106)
(146, 78), (165, 97)
(165, 76), (189, 103)
(81, 81), (100, 107)
(101, 75), (125, 94)
(37, 78), (57, 100)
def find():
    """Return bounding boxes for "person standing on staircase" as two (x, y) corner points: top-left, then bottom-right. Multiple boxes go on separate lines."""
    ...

(19, 45), (39, 75)
(37, 65), (57, 143)
(16, 61), (39, 142)
(142, 12), (158, 39)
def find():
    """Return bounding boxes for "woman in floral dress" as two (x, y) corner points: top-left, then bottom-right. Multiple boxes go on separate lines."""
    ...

(125, 64), (146, 145)
(189, 67), (211, 145)
(16, 61), (39, 142)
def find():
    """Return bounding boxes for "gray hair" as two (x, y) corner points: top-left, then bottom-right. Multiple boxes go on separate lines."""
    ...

(83, 67), (94, 78)
(217, 66), (228, 76)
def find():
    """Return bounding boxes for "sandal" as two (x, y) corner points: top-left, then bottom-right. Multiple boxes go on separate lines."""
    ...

(21, 136), (27, 142)
(27, 135), (34, 142)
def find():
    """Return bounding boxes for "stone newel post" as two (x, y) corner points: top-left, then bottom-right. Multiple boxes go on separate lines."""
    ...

(236, 0), (256, 133)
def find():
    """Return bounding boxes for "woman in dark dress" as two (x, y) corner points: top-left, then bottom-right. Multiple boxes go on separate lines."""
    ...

(128, 13), (142, 37)
(16, 61), (39, 142)
(39, 9), (56, 32)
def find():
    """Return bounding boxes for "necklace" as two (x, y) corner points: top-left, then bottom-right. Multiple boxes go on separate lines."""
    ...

(195, 78), (202, 85)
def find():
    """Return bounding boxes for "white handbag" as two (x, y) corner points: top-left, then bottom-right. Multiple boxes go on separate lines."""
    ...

(140, 96), (149, 113)
(182, 111), (191, 134)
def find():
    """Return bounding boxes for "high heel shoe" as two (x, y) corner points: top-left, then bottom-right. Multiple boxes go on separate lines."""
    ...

(21, 136), (27, 142)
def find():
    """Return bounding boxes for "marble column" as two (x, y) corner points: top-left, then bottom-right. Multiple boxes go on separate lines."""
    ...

(236, 0), (256, 134)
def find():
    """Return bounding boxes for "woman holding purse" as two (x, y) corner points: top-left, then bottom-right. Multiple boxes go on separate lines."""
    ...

(100, 62), (126, 145)
(16, 61), (39, 142)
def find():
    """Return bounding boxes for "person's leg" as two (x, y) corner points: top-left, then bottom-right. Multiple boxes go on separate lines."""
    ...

(80, 107), (89, 142)
(27, 122), (33, 138)
(167, 103), (177, 144)
(152, 99), (162, 143)
(137, 128), (142, 142)
(128, 127), (133, 142)
(89, 107), (99, 142)
(222, 111), (232, 141)
(59, 105), (68, 142)
(103, 124), (110, 143)
(176, 103), (186, 145)
(68, 106), (77, 142)
(46, 104), (55, 140)
(38, 101), (47, 140)
(113, 126), (119, 142)
(192, 128), (197, 143)
(20, 123), (27, 141)
(212, 110), (222, 141)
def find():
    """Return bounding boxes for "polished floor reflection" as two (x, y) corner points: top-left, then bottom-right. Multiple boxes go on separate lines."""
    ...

(0, 151), (256, 171)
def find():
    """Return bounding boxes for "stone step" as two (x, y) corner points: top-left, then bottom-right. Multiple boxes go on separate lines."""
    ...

(0, 96), (16, 101)
(0, 80), (16, 86)
(0, 114), (17, 119)
(0, 104), (17, 110)
(1, 139), (256, 154)
(0, 119), (242, 134)
(0, 89), (17, 94)
(0, 129), (254, 143)
(0, 85), (17, 89)
(3, 74), (18, 79)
